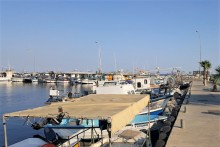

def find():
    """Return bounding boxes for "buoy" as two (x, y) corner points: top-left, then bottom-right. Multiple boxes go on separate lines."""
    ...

(171, 109), (178, 117)
(163, 120), (171, 126)
(174, 105), (180, 111)
(168, 116), (175, 122)
(159, 132), (167, 140)
(160, 126), (171, 133)
(155, 139), (165, 147)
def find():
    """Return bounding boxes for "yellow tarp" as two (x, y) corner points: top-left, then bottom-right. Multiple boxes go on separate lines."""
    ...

(4, 94), (149, 134)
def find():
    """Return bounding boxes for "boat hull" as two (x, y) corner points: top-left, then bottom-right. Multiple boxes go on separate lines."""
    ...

(11, 77), (24, 82)
(9, 138), (47, 147)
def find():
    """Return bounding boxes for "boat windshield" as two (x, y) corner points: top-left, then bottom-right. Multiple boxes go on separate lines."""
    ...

(103, 82), (117, 86)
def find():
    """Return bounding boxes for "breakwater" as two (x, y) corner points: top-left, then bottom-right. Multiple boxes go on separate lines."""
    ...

(150, 82), (192, 147)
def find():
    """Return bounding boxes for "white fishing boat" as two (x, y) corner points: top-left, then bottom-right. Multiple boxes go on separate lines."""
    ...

(0, 76), (11, 81)
(3, 94), (150, 147)
(96, 79), (173, 115)
(0, 69), (13, 82)
(133, 77), (151, 91)
(71, 77), (82, 84)
(96, 81), (136, 94)
(81, 78), (96, 85)
(56, 78), (70, 83)
(45, 78), (56, 83)
(11, 76), (24, 82)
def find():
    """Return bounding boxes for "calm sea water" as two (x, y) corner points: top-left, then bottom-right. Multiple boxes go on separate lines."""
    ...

(0, 82), (92, 146)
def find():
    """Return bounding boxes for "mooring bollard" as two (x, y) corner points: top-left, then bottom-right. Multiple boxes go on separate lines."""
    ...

(180, 119), (184, 129)
(188, 91), (191, 98)
(182, 106), (186, 113)
(186, 99), (189, 104)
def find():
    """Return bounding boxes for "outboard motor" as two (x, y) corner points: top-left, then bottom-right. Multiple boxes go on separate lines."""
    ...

(173, 92), (182, 99)
(32, 110), (65, 130)
(44, 127), (59, 145)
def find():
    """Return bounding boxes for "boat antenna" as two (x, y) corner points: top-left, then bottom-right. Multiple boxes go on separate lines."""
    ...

(34, 55), (36, 72)
(147, 101), (152, 146)
(114, 53), (117, 73)
(8, 60), (11, 70)
(96, 42), (102, 75)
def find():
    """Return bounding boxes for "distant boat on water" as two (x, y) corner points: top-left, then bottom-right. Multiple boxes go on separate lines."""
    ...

(0, 76), (11, 82)
(31, 77), (38, 82)
(11, 76), (24, 82)
(81, 78), (96, 85)
(0, 69), (13, 81)
(23, 77), (32, 83)
(56, 77), (70, 83)
(45, 78), (56, 83)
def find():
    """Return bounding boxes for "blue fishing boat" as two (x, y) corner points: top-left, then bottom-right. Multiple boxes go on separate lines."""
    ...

(130, 114), (161, 125)
(46, 118), (100, 128)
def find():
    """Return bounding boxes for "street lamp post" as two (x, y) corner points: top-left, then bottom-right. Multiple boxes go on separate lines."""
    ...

(196, 30), (202, 77)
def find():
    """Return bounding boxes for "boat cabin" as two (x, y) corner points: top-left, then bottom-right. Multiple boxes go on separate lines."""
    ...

(96, 81), (136, 94)
(133, 77), (151, 90)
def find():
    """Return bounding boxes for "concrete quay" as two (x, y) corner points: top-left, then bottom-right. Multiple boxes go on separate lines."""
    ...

(166, 80), (220, 147)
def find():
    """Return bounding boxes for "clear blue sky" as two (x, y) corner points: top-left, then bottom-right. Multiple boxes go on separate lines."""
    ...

(0, 0), (219, 73)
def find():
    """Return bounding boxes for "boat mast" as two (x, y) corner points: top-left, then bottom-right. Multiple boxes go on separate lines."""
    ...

(3, 115), (8, 147)
(99, 47), (101, 75)
(96, 42), (102, 75)
(114, 53), (117, 73)
(146, 101), (152, 147)
(155, 56), (160, 77)
(34, 55), (36, 72)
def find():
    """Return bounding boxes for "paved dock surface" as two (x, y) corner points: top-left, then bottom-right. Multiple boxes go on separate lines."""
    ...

(166, 80), (220, 147)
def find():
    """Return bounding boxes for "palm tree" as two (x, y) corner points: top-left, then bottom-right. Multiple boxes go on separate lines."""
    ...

(199, 60), (211, 86)
(213, 66), (220, 91)
(215, 66), (220, 74)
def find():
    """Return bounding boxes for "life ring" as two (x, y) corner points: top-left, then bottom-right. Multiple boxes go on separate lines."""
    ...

(41, 143), (55, 147)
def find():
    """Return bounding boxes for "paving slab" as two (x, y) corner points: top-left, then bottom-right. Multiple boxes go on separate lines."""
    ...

(166, 80), (220, 147)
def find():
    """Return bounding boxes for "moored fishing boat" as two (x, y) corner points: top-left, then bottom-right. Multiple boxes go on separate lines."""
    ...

(56, 77), (70, 83)
(11, 76), (24, 82)
(0, 69), (13, 82)
(3, 94), (151, 147)
(81, 78), (96, 85)
(23, 77), (32, 83)
(45, 78), (56, 83)
(96, 81), (136, 94)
